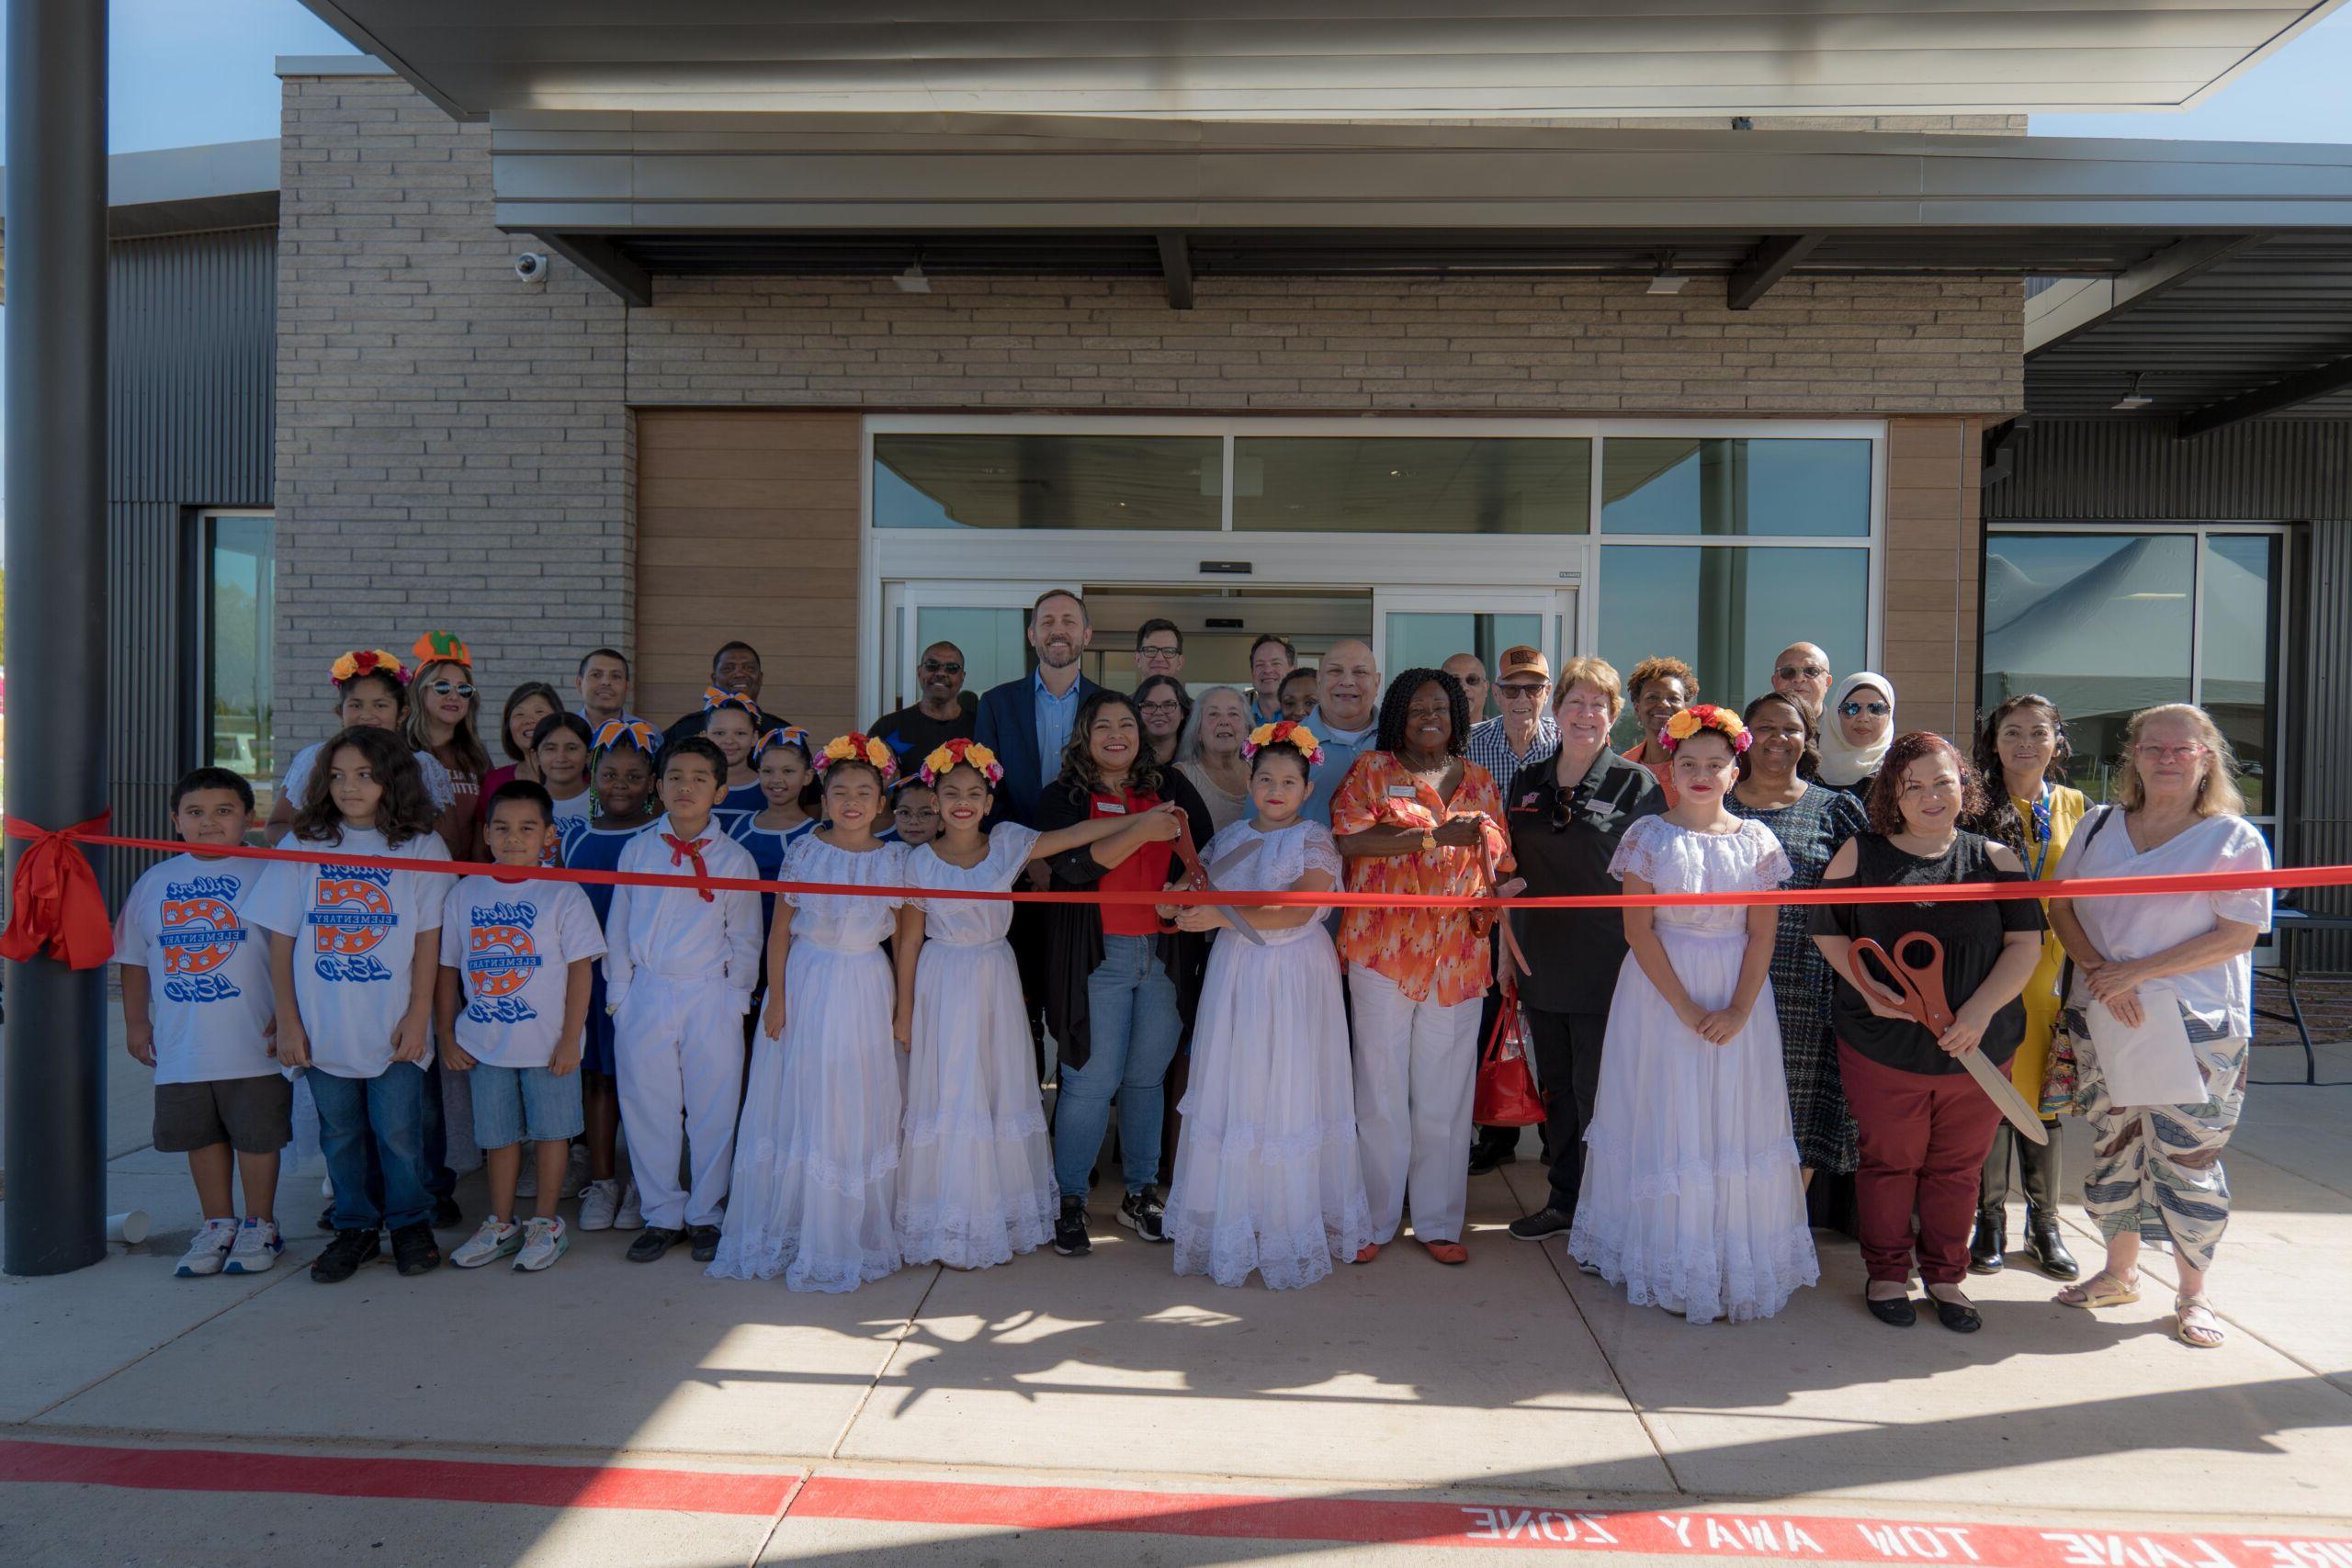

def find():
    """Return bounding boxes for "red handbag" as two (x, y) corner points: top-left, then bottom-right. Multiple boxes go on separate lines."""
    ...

(1473, 984), (1547, 1127)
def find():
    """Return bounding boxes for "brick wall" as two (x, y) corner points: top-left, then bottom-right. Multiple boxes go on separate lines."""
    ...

(277, 71), (2021, 743)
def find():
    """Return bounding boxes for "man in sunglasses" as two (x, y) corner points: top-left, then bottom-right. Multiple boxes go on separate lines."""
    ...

(1770, 642), (1834, 720)
(872, 640), (977, 764)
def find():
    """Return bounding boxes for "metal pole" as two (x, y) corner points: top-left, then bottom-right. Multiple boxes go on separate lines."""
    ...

(4, 0), (109, 1276)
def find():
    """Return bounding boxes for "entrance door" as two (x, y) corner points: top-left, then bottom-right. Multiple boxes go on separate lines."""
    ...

(880, 581), (1040, 721)
(1374, 587), (1577, 721)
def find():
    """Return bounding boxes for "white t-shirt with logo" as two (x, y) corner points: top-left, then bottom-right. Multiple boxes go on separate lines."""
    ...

(113, 853), (277, 1084)
(438, 874), (606, 1068)
(549, 789), (594, 865)
(248, 826), (447, 1079)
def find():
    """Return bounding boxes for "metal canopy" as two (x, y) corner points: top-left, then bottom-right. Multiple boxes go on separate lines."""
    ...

(298, 0), (2346, 120)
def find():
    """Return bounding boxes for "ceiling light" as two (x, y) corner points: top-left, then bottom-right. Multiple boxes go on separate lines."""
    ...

(894, 262), (931, 294)
(2113, 371), (2154, 411)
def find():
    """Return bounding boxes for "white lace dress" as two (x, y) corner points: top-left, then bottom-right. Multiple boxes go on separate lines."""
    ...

(709, 835), (908, 1292)
(898, 825), (1058, 1268)
(1566, 815), (1819, 1324)
(1166, 819), (1374, 1290)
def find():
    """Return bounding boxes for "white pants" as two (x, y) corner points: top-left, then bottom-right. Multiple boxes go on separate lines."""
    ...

(1349, 964), (1481, 1246)
(615, 974), (748, 1231)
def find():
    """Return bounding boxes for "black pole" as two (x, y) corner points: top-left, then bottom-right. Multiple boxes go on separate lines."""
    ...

(4, 0), (109, 1276)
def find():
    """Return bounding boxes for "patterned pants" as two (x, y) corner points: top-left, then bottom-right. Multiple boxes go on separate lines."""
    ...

(2075, 1024), (2248, 1273)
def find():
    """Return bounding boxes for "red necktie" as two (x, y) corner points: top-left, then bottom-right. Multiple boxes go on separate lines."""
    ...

(662, 832), (716, 902)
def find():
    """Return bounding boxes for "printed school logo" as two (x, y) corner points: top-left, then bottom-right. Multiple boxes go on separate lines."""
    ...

(464, 901), (543, 1026)
(308, 867), (398, 983)
(157, 886), (248, 1004)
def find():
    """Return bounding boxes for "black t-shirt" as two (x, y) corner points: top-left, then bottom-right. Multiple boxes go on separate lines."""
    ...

(1810, 830), (2044, 1075)
(1503, 750), (1666, 1016)
(872, 703), (976, 771)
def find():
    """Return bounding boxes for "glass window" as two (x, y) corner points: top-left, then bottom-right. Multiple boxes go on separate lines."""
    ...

(1384, 612), (1543, 720)
(912, 605), (1030, 710)
(1602, 437), (1871, 536)
(204, 514), (276, 812)
(2202, 535), (2278, 815)
(875, 434), (1222, 530)
(1234, 437), (1590, 534)
(1599, 545), (1868, 749)
(1981, 533), (2195, 802)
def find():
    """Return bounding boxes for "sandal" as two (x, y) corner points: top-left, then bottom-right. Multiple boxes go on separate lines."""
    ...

(2174, 1294), (2225, 1349)
(2054, 1269), (2140, 1309)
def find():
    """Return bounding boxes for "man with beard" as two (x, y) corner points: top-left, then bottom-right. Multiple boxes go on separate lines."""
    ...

(662, 641), (769, 748)
(976, 590), (1100, 829)
(872, 640), (976, 767)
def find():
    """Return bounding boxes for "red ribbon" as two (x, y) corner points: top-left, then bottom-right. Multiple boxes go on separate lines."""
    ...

(1, 811), (119, 969)
(662, 832), (716, 903)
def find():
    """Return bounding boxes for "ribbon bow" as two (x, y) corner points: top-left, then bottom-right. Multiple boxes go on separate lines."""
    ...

(1, 811), (118, 969)
(594, 718), (662, 755)
(662, 831), (716, 902)
(757, 725), (811, 761)
(703, 688), (760, 717)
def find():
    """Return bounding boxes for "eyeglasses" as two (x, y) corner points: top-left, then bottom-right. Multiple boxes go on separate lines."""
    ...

(2135, 742), (2207, 763)
(1838, 700), (1890, 717)
(920, 660), (964, 675)
(1778, 663), (1828, 681)
(1136, 645), (1182, 660)
(1137, 701), (1184, 716)
(428, 681), (476, 699)
(1498, 682), (1546, 699)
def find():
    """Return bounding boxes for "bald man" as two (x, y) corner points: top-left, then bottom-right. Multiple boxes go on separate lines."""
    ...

(1302, 637), (1382, 829)
(1771, 642), (1833, 719)
(1441, 652), (1489, 726)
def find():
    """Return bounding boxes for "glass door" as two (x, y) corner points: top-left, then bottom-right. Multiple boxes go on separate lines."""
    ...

(880, 581), (1043, 720)
(1374, 587), (1577, 722)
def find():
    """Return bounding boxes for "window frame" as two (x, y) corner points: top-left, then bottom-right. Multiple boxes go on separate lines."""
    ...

(190, 507), (277, 811)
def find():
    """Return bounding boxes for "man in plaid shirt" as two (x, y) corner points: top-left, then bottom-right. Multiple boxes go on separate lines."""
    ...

(1464, 645), (1559, 1175)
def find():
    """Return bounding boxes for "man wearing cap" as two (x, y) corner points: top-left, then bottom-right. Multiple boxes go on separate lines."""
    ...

(1463, 646), (1558, 1176)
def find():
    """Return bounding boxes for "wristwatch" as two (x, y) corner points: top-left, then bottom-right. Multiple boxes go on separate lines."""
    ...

(1420, 830), (1437, 852)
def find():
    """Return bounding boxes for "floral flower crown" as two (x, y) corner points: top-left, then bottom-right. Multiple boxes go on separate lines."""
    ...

(592, 718), (662, 755)
(1243, 719), (1324, 765)
(1660, 704), (1750, 754)
(410, 630), (470, 668)
(755, 725), (812, 761)
(329, 649), (408, 687)
(702, 688), (762, 719)
(816, 732), (899, 784)
(919, 738), (1002, 786)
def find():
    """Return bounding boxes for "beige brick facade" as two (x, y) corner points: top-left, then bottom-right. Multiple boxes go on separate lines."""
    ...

(276, 71), (2018, 750)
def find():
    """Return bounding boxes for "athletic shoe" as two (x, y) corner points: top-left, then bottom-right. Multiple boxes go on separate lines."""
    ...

(627, 1225), (683, 1263)
(577, 1178), (620, 1232)
(320, 1174), (334, 1200)
(515, 1162), (537, 1200)
(1507, 1207), (1574, 1242)
(390, 1222), (443, 1277)
(223, 1217), (284, 1274)
(687, 1224), (723, 1262)
(431, 1194), (464, 1230)
(311, 1227), (381, 1283)
(562, 1144), (590, 1199)
(316, 1203), (337, 1234)
(1053, 1196), (1091, 1257)
(452, 1217), (523, 1269)
(613, 1181), (645, 1231)
(1117, 1188), (1169, 1244)
(514, 1216), (569, 1272)
(175, 1218), (239, 1278)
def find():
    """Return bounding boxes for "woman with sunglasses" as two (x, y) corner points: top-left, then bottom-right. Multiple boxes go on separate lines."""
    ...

(401, 632), (492, 860)
(1497, 657), (1665, 1247)
(1817, 672), (1896, 799)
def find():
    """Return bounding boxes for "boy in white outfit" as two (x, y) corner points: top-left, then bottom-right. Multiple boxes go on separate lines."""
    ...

(605, 735), (763, 1263)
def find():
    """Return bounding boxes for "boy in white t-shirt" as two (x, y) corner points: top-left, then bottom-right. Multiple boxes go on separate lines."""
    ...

(437, 780), (605, 1272)
(115, 768), (288, 1278)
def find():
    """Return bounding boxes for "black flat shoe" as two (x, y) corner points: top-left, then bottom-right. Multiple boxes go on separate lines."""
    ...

(1968, 1211), (2005, 1274)
(1931, 1294), (1984, 1334)
(1467, 1145), (1518, 1176)
(687, 1224), (722, 1263)
(1865, 1289), (1917, 1327)
(2024, 1214), (2080, 1281)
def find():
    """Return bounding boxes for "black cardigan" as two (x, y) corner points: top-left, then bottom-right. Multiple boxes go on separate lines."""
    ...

(1035, 769), (1213, 1071)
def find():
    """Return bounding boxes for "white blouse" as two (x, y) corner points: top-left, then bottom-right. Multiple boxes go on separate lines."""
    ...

(2053, 808), (2272, 1038)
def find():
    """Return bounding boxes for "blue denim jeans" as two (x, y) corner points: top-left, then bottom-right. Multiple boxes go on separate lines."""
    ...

(1052, 935), (1182, 1197)
(310, 1063), (433, 1232)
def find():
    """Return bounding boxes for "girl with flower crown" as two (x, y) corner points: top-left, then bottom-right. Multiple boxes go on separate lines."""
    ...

(711, 733), (912, 1291)
(266, 649), (456, 847)
(895, 738), (1183, 1269)
(1567, 704), (1820, 1324)
(1159, 722), (1374, 1289)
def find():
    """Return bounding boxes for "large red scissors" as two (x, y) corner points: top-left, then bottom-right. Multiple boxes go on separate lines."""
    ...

(1849, 931), (2045, 1142)
(1161, 807), (1266, 947)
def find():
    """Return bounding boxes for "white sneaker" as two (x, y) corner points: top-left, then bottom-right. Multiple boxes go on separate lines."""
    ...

(223, 1217), (284, 1274)
(451, 1216), (522, 1269)
(514, 1215), (569, 1272)
(562, 1143), (590, 1199)
(175, 1218), (239, 1277)
(577, 1178), (619, 1232)
(515, 1161), (538, 1200)
(613, 1180), (644, 1231)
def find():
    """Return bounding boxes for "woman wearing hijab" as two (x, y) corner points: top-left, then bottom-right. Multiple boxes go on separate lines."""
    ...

(1817, 672), (1895, 799)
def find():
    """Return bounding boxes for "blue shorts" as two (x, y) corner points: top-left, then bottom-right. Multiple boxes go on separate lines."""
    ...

(466, 1062), (584, 1148)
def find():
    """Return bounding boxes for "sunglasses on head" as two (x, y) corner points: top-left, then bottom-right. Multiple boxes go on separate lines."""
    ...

(921, 660), (964, 675)
(1839, 700), (1890, 717)
(428, 681), (476, 698)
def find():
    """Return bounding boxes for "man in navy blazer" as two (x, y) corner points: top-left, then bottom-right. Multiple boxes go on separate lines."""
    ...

(975, 589), (1101, 827)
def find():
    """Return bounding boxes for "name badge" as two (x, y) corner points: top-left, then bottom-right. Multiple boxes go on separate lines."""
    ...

(1096, 799), (1128, 814)
(1385, 784), (1419, 799)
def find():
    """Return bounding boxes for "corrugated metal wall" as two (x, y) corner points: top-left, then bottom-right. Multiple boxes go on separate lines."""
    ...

(1985, 415), (2352, 971)
(103, 226), (277, 901)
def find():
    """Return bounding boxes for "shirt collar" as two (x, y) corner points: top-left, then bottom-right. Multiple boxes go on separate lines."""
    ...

(1308, 705), (1376, 746)
(1032, 670), (1080, 705)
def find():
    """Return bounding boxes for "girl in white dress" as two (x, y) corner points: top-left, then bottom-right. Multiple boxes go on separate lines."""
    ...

(1161, 723), (1375, 1290)
(896, 739), (1183, 1269)
(709, 733), (910, 1292)
(1568, 705), (1819, 1324)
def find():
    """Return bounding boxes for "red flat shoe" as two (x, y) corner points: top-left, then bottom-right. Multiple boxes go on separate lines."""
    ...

(1422, 1239), (1468, 1266)
(1353, 1243), (1380, 1264)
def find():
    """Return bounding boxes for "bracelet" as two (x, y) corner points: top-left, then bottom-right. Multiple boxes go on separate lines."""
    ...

(1420, 831), (1437, 852)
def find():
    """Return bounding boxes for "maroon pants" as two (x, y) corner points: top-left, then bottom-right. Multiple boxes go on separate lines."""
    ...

(1838, 1041), (2005, 1287)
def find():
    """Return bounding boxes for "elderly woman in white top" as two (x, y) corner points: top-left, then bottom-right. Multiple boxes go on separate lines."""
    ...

(2045, 703), (2271, 1349)
(1816, 671), (1894, 798)
(1174, 685), (1254, 834)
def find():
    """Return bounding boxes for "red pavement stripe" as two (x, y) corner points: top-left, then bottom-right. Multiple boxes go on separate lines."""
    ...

(6, 1438), (2352, 1567)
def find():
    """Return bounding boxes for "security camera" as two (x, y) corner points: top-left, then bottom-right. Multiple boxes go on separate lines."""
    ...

(513, 252), (548, 282)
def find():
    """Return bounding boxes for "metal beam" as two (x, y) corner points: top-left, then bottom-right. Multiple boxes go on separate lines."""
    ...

(1725, 233), (1823, 310)
(535, 232), (650, 308)
(1157, 232), (1194, 310)
(2023, 233), (2262, 355)
(2176, 350), (2352, 437)
(5, 0), (110, 1277)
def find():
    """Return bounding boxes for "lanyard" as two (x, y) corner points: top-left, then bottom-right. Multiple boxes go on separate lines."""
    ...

(2025, 784), (2053, 880)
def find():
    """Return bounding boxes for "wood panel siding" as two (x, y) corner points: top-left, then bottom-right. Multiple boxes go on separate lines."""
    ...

(1881, 416), (1984, 743)
(634, 409), (864, 738)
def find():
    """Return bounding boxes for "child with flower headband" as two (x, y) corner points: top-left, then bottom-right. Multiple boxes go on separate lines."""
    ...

(266, 649), (456, 848)
(565, 718), (663, 1234)
(893, 737), (1182, 1270)
(1566, 703), (1819, 1323)
(710, 733), (914, 1291)
(401, 631), (493, 861)
(1157, 722), (1375, 1288)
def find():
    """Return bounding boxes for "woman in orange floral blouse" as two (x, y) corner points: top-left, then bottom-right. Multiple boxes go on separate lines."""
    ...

(1332, 668), (1515, 1265)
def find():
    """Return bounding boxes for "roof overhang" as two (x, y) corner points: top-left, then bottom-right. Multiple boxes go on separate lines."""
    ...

(296, 0), (2346, 121)
(0, 139), (278, 300)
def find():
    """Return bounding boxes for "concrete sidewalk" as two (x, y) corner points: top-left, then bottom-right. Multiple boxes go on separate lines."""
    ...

(6, 1018), (2350, 1565)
